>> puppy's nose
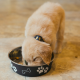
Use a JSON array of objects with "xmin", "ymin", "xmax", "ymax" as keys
[{"xmin": 24, "ymin": 60, "xmax": 28, "ymax": 65}]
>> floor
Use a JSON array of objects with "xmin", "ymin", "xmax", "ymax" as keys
[{"xmin": 0, "ymin": 0, "xmax": 80, "ymax": 80}]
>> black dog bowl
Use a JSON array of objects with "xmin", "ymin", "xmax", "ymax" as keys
[{"xmin": 8, "ymin": 47, "xmax": 54, "ymax": 77}]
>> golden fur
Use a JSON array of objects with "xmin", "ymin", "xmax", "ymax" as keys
[{"xmin": 22, "ymin": 2, "xmax": 65, "ymax": 66}]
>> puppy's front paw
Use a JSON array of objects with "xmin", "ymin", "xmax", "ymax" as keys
[
  {"xmin": 54, "ymin": 47, "xmax": 62, "ymax": 54},
  {"xmin": 53, "ymin": 48, "xmax": 62, "ymax": 58}
]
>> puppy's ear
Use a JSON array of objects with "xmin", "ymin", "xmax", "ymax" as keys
[{"xmin": 39, "ymin": 43, "xmax": 52, "ymax": 65}]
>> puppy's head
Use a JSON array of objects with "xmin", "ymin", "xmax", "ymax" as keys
[{"xmin": 22, "ymin": 37, "xmax": 52, "ymax": 66}]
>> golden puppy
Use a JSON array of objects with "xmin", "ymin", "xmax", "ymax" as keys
[{"xmin": 22, "ymin": 2, "xmax": 65, "ymax": 66}]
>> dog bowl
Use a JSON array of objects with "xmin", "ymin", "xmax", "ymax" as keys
[{"xmin": 8, "ymin": 47, "xmax": 54, "ymax": 77}]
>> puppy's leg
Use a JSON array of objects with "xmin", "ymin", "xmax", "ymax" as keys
[
  {"xmin": 22, "ymin": 58, "xmax": 26, "ymax": 65},
  {"xmin": 22, "ymin": 58, "xmax": 24, "ymax": 65},
  {"xmin": 54, "ymin": 14, "xmax": 65, "ymax": 54}
]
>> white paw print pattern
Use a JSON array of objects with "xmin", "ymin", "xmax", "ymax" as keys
[
  {"xmin": 37, "ymin": 66, "xmax": 48, "ymax": 74},
  {"xmin": 10, "ymin": 61, "xmax": 17, "ymax": 72},
  {"xmin": 44, "ymin": 67, "xmax": 48, "ymax": 73}
]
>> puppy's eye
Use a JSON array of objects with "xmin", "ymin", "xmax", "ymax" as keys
[{"xmin": 33, "ymin": 57, "xmax": 42, "ymax": 62}]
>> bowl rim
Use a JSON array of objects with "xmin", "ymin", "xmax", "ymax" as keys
[{"xmin": 8, "ymin": 47, "xmax": 54, "ymax": 67}]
